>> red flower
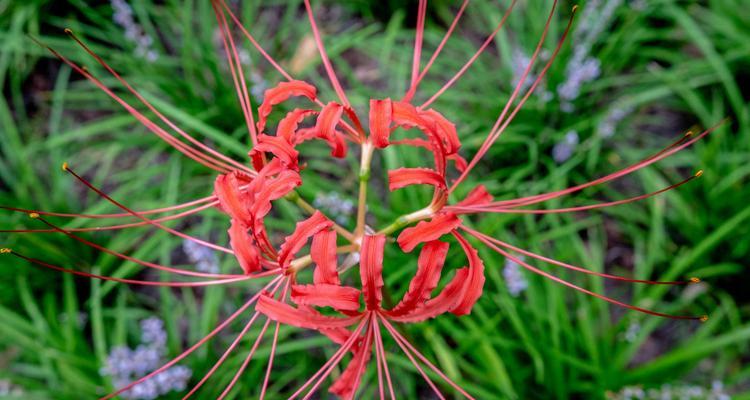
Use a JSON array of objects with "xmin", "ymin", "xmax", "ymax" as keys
[
  {"xmin": 257, "ymin": 234, "xmax": 478, "ymax": 398},
  {"xmin": 2, "ymin": 0, "xmax": 718, "ymax": 398}
]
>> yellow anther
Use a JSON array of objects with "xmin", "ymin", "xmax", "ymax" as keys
[
  {"xmin": 690, "ymin": 277, "xmax": 701, "ymax": 283},
  {"xmin": 685, "ymin": 130, "xmax": 694, "ymax": 137},
  {"xmin": 0, "ymin": 248, "xmax": 11, "ymax": 254},
  {"xmin": 64, "ymin": 28, "xmax": 73, "ymax": 34},
  {"xmin": 29, "ymin": 212, "xmax": 40, "ymax": 219},
  {"xmin": 572, "ymin": 5, "xmax": 578, "ymax": 12},
  {"xmin": 700, "ymin": 315, "xmax": 709, "ymax": 322},
  {"xmin": 695, "ymin": 170, "xmax": 704, "ymax": 177},
  {"xmin": 62, "ymin": 162, "xmax": 69, "ymax": 171}
]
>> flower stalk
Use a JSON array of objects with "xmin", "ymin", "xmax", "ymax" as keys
[
  {"xmin": 355, "ymin": 141, "xmax": 375, "ymax": 242},
  {"xmin": 376, "ymin": 206, "xmax": 434, "ymax": 236}
]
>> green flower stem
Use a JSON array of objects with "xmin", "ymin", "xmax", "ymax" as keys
[
  {"xmin": 355, "ymin": 142, "xmax": 375, "ymax": 242},
  {"xmin": 376, "ymin": 206, "xmax": 434, "ymax": 236}
]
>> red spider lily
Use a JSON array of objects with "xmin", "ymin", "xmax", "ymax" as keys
[
  {"xmin": 256, "ymin": 234, "xmax": 478, "ymax": 399},
  {"xmin": 1, "ymin": 0, "xmax": 718, "ymax": 398}
]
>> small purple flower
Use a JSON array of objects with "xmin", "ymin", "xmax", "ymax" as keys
[
  {"xmin": 313, "ymin": 191, "xmax": 354, "ymax": 225},
  {"xmin": 598, "ymin": 105, "xmax": 634, "ymax": 138},
  {"xmin": 183, "ymin": 240, "xmax": 219, "ymax": 274},
  {"xmin": 557, "ymin": 0, "xmax": 623, "ymax": 111},
  {"xmin": 101, "ymin": 318, "xmax": 191, "ymax": 399},
  {"xmin": 503, "ymin": 256, "xmax": 528, "ymax": 297},
  {"xmin": 552, "ymin": 130, "xmax": 580, "ymax": 164},
  {"xmin": 111, "ymin": 0, "xmax": 158, "ymax": 62}
]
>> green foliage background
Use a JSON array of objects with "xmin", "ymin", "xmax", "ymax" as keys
[{"xmin": 0, "ymin": 0, "xmax": 748, "ymax": 398}]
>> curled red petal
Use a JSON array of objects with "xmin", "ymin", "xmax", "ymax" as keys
[
  {"xmin": 390, "ymin": 137, "xmax": 430, "ymax": 148},
  {"xmin": 397, "ymin": 213, "xmax": 461, "ymax": 252},
  {"xmin": 250, "ymin": 134, "xmax": 299, "ymax": 171},
  {"xmin": 343, "ymin": 105, "xmax": 367, "ymax": 141},
  {"xmin": 391, "ymin": 138, "xmax": 467, "ymax": 173},
  {"xmin": 316, "ymin": 102, "xmax": 344, "ymax": 140},
  {"xmin": 213, "ymin": 171, "xmax": 253, "ymax": 224},
  {"xmin": 298, "ymin": 305, "xmax": 357, "ymax": 348},
  {"xmin": 291, "ymin": 284, "xmax": 361, "ymax": 312},
  {"xmin": 249, "ymin": 150, "xmax": 266, "ymax": 173},
  {"xmin": 388, "ymin": 167, "xmax": 446, "ymax": 191},
  {"xmin": 455, "ymin": 184, "xmax": 493, "ymax": 208},
  {"xmin": 319, "ymin": 326, "xmax": 352, "ymax": 347},
  {"xmin": 451, "ymin": 232, "xmax": 486, "ymax": 316},
  {"xmin": 312, "ymin": 230, "xmax": 339, "ymax": 285},
  {"xmin": 321, "ymin": 129, "xmax": 348, "ymax": 158},
  {"xmin": 249, "ymin": 170, "xmax": 302, "ymax": 255},
  {"xmin": 360, "ymin": 234, "xmax": 385, "ymax": 310},
  {"xmin": 329, "ymin": 342, "xmax": 371, "ymax": 399},
  {"xmin": 293, "ymin": 127, "xmax": 319, "ymax": 144},
  {"xmin": 387, "ymin": 240, "xmax": 448, "ymax": 316},
  {"xmin": 277, "ymin": 211, "xmax": 333, "ymax": 269},
  {"xmin": 228, "ymin": 220, "xmax": 261, "ymax": 274},
  {"xmin": 277, "ymin": 108, "xmax": 317, "ymax": 142},
  {"xmin": 391, "ymin": 101, "xmax": 447, "ymax": 173},
  {"xmin": 391, "ymin": 100, "xmax": 430, "ymax": 132},
  {"xmin": 448, "ymin": 152, "xmax": 468, "ymax": 172},
  {"xmin": 389, "ymin": 268, "xmax": 469, "ymax": 323},
  {"xmin": 257, "ymin": 80, "xmax": 317, "ymax": 134},
  {"xmin": 250, "ymin": 158, "xmax": 285, "ymax": 189},
  {"xmin": 312, "ymin": 102, "xmax": 347, "ymax": 158},
  {"xmin": 249, "ymin": 169, "xmax": 302, "ymax": 222},
  {"xmin": 257, "ymin": 295, "xmax": 359, "ymax": 329},
  {"xmin": 369, "ymin": 98, "xmax": 393, "ymax": 148},
  {"xmin": 420, "ymin": 108, "xmax": 460, "ymax": 155}
]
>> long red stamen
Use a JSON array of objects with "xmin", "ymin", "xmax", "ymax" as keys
[
  {"xmin": 288, "ymin": 317, "xmax": 367, "ymax": 400},
  {"xmin": 259, "ymin": 321, "xmax": 282, "ymax": 400},
  {"xmin": 31, "ymin": 38, "xmax": 234, "ymax": 173},
  {"xmin": 381, "ymin": 316, "xmax": 475, "ymax": 399},
  {"xmin": 450, "ymin": 1, "xmax": 567, "ymax": 192},
  {"xmin": 259, "ymin": 280, "xmax": 291, "ymax": 400},
  {"xmin": 181, "ymin": 277, "xmax": 286, "ymax": 399},
  {"xmin": 64, "ymin": 165, "xmax": 232, "ymax": 254},
  {"xmin": 217, "ymin": 319, "xmax": 270, "ymax": 399},
  {"xmin": 1, "ymin": 194, "xmax": 214, "ymax": 219},
  {"xmin": 7, "ymin": 249, "xmax": 271, "ymax": 286},
  {"xmin": 29, "ymin": 214, "xmax": 239, "ymax": 279},
  {"xmin": 346, "ymin": 315, "xmax": 376, "ymax": 399},
  {"xmin": 217, "ymin": 279, "xmax": 291, "ymax": 400},
  {"xmin": 98, "ymin": 276, "xmax": 281, "ymax": 400},
  {"xmin": 420, "ymin": 0, "xmax": 517, "ymax": 109},
  {"xmin": 212, "ymin": 1, "xmax": 259, "ymax": 146},
  {"xmin": 372, "ymin": 316, "xmax": 385, "ymax": 400},
  {"xmin": 405, "ymin": 0, "xmax": 470, "ymax": 102},
  {"xmin": 303, "ymin": 0, "xmax": 351, "ymax": 107},
  {"xmin": 1, "ymin": 201, "xmax": 217, "ymax": 234},
  {"xmin": 450, "ymin": 171, "xmax": 702, "ymax": 214},
  {"xmin": 378, "ymin": 315, "xmax": 445, "ymax": 400},
  {"xmin": 460, "ymin": 225, "xmax": 697, "ymax": 285},
  {"xmin": 409, "ymin": 0, "xmax": 428, "ymax": 92},
  {"xmin": 217, "ymin": 0, "xmax": 293, "ymax": 81},
  {"xmin": 466, "ymin": 228, "xmax": 706, "ymax": 321},
  {"xmin": 301, "ymin": 317, "xmax": 369, "ymax": 400},
  {"xmin": 183, "ymin": 312, "xmax": 272, "ymax": 398},
  {"xmin": 61, "ymin": 31, "xmax": 253, "ymax": 174},
  {"xmin": 372, "ymin": 314, "xmax": 396, "ymax": 399},
  {"xmin": 484, "ymin": 124, "xmax": 721, "ymax": 209},
  {"xmin": 216, "ymin": 0, "xmax": 363, "ymax": 140}
]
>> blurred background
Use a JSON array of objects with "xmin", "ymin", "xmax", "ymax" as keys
[{"xmin": 1, "ymin": 0, "xmax": 748, "ymax": 398}]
